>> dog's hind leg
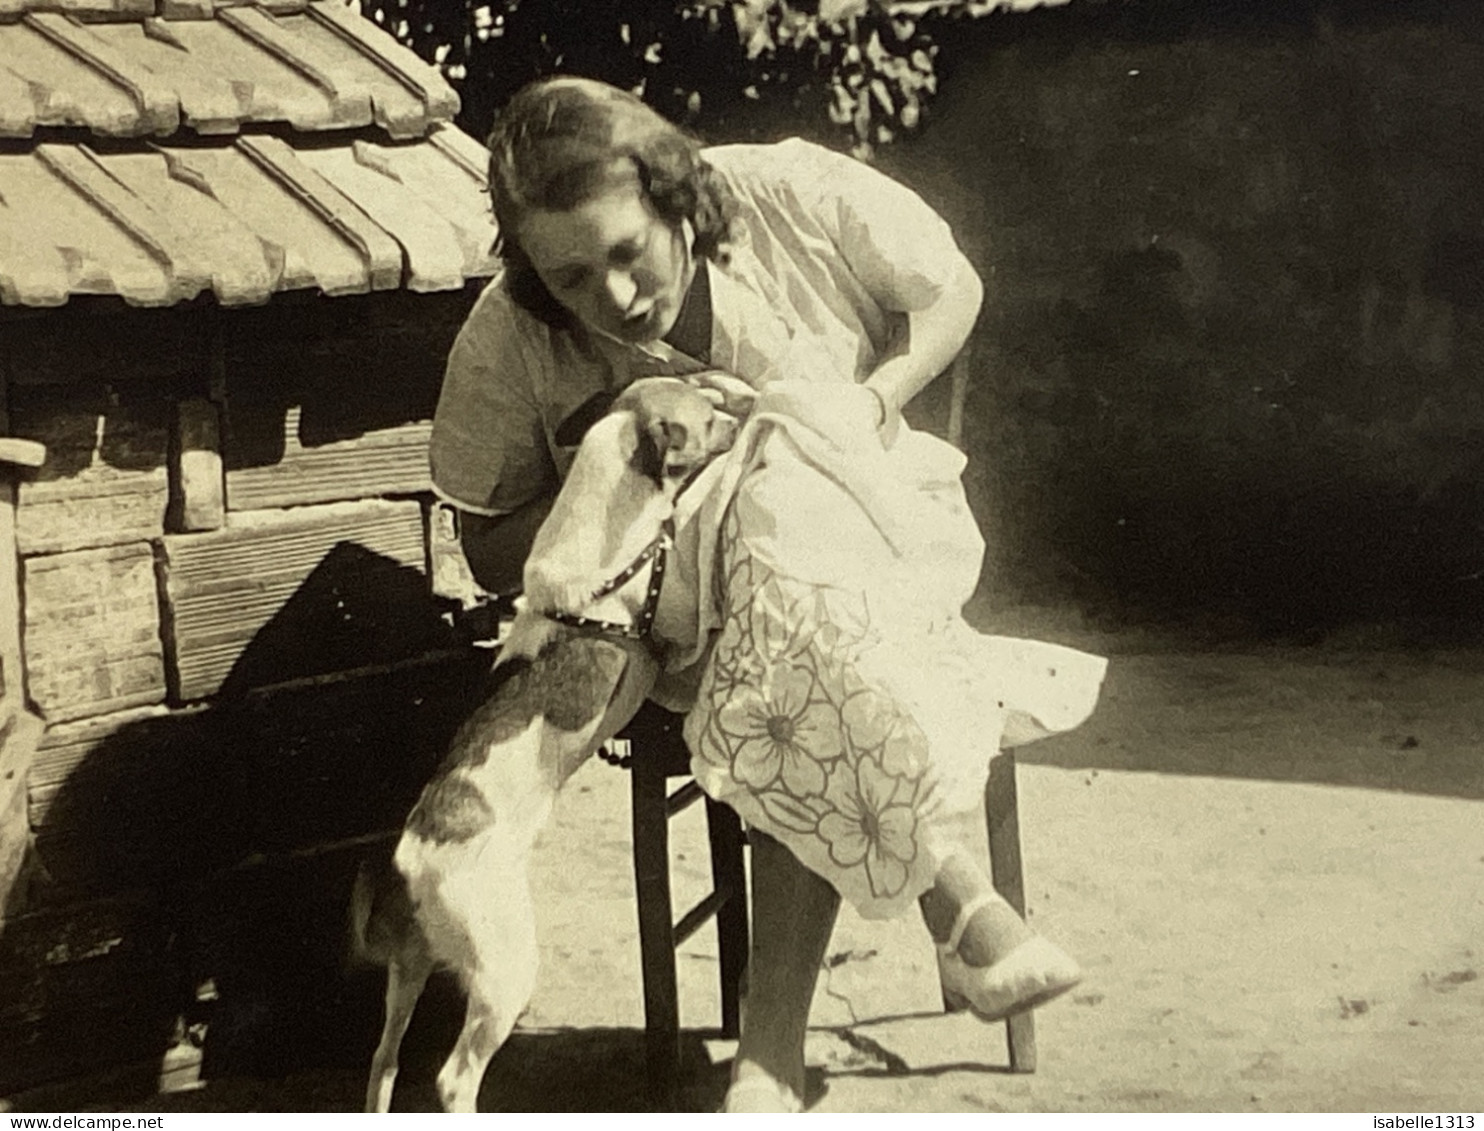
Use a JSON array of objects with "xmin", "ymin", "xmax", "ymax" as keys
[
  {"xmin": 365, "ymin": 954, "xmax": 432, "ymax": 1113},
  {"xmin": 434, "ymin": 984, "xmax": 523, "ymax": 1114},
  {"xmin": 435, "ymin": 895, "xmax": 540, "ymax": 1113}
]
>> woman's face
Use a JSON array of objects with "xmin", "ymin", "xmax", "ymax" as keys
[{"xmin": 518, "ymin": 164, "xmax": 693, "ymax": 344}]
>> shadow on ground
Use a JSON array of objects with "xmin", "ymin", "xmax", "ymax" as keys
[
  {"xmin": 26, "ymin": 1016, "xmax": 740, "ymax": 1114},
  {"xmin": 998, "ymin": 648, "xmax": 1484, "ymax": 802}
]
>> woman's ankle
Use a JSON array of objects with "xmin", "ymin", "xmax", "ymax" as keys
[
  {"xmin": 920, "ymin": 864, "xmax": 1034, "ymax": 967},
  {"xmin": 919, "ymin": 883, "xmax": 961, "ymax": 945}
]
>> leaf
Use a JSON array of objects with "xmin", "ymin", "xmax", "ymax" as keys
[
  {"xmin": 828, "ymin": 85, "xmax": 855, "ymax": 125},
  {"xmin": 819, "ymin": 0, "xmax": 867, "ymax": 23},
  {"xmin": 758, "ymin": 791, "xmax": 823, "ymax": 833}
]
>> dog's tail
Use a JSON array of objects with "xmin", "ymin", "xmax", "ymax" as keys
[
  {"xmin": 347, "ymin": 848, "xmax": 426, "ymax": 973},
  {"xmin": 347, "ymin": 857, "xmax": 390, "ymax": 970}
]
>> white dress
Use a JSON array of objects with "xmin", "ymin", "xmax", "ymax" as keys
[{"xmin": 660, "ymin": 149, "xmax": 1104, "ymax": 918}]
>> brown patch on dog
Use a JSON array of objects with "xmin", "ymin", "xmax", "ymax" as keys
[
  {"xmin": 533, "ymin": 634, "xmax": 631, "ymax": 731},
  {"xmin": 406, "ymin": 773, "xmax": 495, "ymax": 846},
  {"xmin": 432, "ymin": 632, "xmax": 632, "ymax": 780},
  {"xmin": 396, "ymin": 633, "xmax": 632, "ymax": 850}
]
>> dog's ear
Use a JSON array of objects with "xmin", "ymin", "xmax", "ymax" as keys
[
  {"xmin": 657, "ymin": 420, "xmax": 692, "ymax": 472},
  {"xmin": 631, "ymin": 416, "xmax": 663, "ymax": 485},
  {"xmin": 632, "ymin": 417, "xmax": 688, "ymax": 486}
]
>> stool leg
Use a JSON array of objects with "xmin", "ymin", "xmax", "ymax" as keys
[
  {"xmin": 632, "ymin": 757, "xmax": 680, "ymax": 1098},
  {"xmin": 986, "ymin": 750, "xmax": 1037, "ymax": 1073},
  {"xmin": 705, "ymin": 797, "xmax": 749, "ymax": 1039}
]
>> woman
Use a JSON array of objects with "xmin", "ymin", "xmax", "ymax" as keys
[{"xmin": 430, "ymin": 76, "xmax": 1106, "ymax": 1112}]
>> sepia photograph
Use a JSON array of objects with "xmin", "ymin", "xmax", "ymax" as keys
[{"xmin": 0, "ymin": 0, "xmax": 1480, "ymax": 1115}]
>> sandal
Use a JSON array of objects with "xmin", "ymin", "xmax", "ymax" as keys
[{"xmin": 936, "ymin": 893, "xmax": 1082, "ymax": 1023}]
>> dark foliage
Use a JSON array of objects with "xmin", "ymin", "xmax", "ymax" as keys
[{"xmin": 358, "ymin": 0, "xmax": 942, "ymax": 155}]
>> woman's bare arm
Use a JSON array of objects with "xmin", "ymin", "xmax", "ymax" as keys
[
  {"xmin": 458, "ymin": 495, "xmax": 556, "ymax": 597},
  {"xmin": 863, "ymin": 253, "xmax": 984, "ymax": 425}
]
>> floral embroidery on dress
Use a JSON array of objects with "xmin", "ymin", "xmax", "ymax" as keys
[
  {"xmin": 818, "ymin": 755, "xmax": 923, "ymax": 900},
  {"xmin": 690, "ymin": 507, "xmax": 938, "ymax": 906},
  {"xmin": 714, "ymin": 664, "xmax": 837, "ymax": 796}
]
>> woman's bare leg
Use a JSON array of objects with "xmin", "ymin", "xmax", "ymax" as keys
[{"xmin": 728, "ymin": 832, "xmax": 840, "ymax": 1108}]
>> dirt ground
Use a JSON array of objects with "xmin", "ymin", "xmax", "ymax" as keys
[{"xmin": 10, "ymin": 637, "xmax": 1484, "ymax": 1113}]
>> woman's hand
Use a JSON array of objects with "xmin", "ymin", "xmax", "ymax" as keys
[
  {"xmin": 865, "ymin": 384, "xmax": 903, "ymax": 449},
  {"xmin": 689, "ymin": 370, "xmax": 759, "ymax": 419}
]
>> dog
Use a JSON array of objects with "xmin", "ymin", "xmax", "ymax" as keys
[{"xmin": 350, "ymin": 376, "xmax": 739, "ymax": 1113}]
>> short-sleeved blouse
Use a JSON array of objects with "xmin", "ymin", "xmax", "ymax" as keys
[{"xmin": 428, "ymin": 137, "xmax": 969, "ymax": 516}]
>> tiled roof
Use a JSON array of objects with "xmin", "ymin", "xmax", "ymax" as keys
[
  {"xmin": 0, "ymin": 1, "xmax": 498, "ymax": 306},
  {"xmin": 0, "ymin": 1, "xmax": 459, "ymax": 139},
  {"xmin": 0, "ymin": 124, "xmax": 497, "ymax": 305}
]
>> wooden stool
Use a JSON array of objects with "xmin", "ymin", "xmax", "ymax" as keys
[
  {"xmin": 618, "ymin": 704, "xmax": 749, "ymax": 1097},
  {"xmin": 984, "ymin": 750, "xmax": 1037, "ymax": 1073}
]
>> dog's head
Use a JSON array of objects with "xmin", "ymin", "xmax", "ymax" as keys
[
  {"xmin": 612, "ymin": 376, "xmax": 740, "ymax": 490},
  {"xmin": 523, "ymin": 376, "xmax": 741, "ymax": 622}
]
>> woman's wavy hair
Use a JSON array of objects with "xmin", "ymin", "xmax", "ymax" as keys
[{"xmin": 486, "ymin": 77, "xmax": 739, "ymax": 327}]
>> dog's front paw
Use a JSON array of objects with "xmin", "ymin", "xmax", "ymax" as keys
[{"xmin": 523, "ymin": 567, "xmax": 597, "ymax": 623}]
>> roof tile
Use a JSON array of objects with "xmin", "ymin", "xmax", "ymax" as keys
[
  {"xmin": 307, "ymin": 0, "xmax": 458, "ymax": 125},
  {"xmin": 37, "ymin": 141, "xmax": 213, "ymax": 302},
  {"xmin": 0, "ymin": 0, "xmax": 153, "ymax": 21},
  {"xmin": 237, "ymin": 132, "xmax": 405, "ymax": 291},
  {"xmin": 25, "ymin": 12, "xmax": 181, "ymax": 133}
]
